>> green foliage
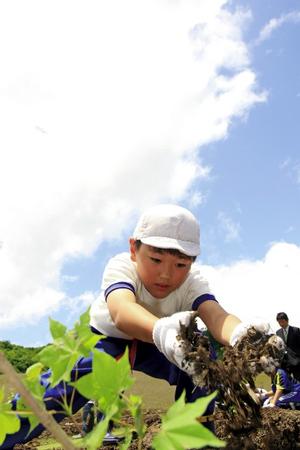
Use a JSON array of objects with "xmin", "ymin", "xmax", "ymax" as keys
[
  {"xmin": 152, "ymin": 392, "xmax": 225, "ymax": 450},
  {"xmin": 127, "ymin": 394, "xmax": 145, "ymax": 441},
  {"xmin": 0, "ymin": 309, "xmax": 226, "ymax": 450},
  {"xmin": 0, "ymin": 387, "xmax": 20, "ymax": 444},
  {"xmin": 38, "ymin": 310, "xmax": 100, "ymax": 386},
  {"xmin": 19, "ymin": 363, "xmax": 47, "ymax": 433},
  {"xmin": 0, "ymin": 340, "xmax": 44, "ymax": 373},
  {"xmin": 79, "ymin": 405, "xmax": 117, "ymax": 450},
  {"xmin": 72, "ymin": 348, "xmax": 134, "ymax": 410}
]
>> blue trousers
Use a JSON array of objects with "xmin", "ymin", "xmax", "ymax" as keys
[{"xmin": 0, "ymin": 335, "xmax": 214, "ymax": 449}]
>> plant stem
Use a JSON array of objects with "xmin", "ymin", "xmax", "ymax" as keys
[{"xmin": 0, "ymin": 351, "xmax": 76, "ymax": 450}]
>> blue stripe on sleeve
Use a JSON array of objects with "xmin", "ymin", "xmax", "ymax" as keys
[
  {"xmin": 104, "ymin": 282, "xmax": 135, "ymax": 301},
  {"xmin": 192, "ymin": 294, "xmax": 218, "ymax": 310}
]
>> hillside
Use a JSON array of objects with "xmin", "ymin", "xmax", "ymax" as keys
[{"xmin": 0, "ymin": 340, "xmax": 45, "ymax": 373}]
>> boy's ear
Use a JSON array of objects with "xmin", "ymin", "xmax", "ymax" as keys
[{"xmin": 129, "ymin": 238, "xmax": 137, "ymax": 261}]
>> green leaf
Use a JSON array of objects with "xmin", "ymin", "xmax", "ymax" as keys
[
  {"xmin": 152, "ymin": 392, "xmax": 225, "ymax": 450},
  {"xmin": 0, "ymin": 388, "xmax": 21, "ymax": 446},
  {"xmin": 24, "ymin": 363, "xmax": 45, "ymax": 399},
  {"xmin": 72, "ymin": 349, "xmax": 134, "ymax": 413},
  {"xmin": 15, "ymin": 363, "xmax": 46, "ymax": 434},
  {"xmin": 49, "ymin": 318, "xmax": 67, "ymax": 340},
  {"xmin": 0, "ymin": 387, "xmax": 4, "ymax": 403},
  {"xmin": 26, "ymin": 362, "xmax": 44, "ymax": 380},
  {"xmin": 38, "ymin": 344, "xmax": 79, "ymax": 386},
  {"xmin": 74, "ymin": 309, "xmax": 102, "ymax": 355},
  {"xmin": 118, "ymin": 430, "xmax": 133, "ymax": 450},
  {"xmin": 128, "ymin": 394, "xmax": 145, "ymax": 439},
  {"xmin": 15, "ymin": 396, "xmax": 40, "ymax": 436},
  {"xmin": 39, "ymin": 311, "xmax": 103, "ymax": 386}
]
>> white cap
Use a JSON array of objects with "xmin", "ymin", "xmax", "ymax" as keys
[{"xmin": 133, "ymin": 204, "xmax": 200, "ymax": 256}]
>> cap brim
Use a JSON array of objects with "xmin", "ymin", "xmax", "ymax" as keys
[{"xmin": 140, "ymin": 236, "xmax": 200, "ymax": 257}]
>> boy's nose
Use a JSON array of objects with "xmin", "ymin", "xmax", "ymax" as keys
[{"xmin": 159, "ymin": 264, "xmax": 172, "ymax": 280}]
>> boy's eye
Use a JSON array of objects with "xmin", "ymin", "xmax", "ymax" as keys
[
  {"xmin": 176, "ymin": 263, "xmax": 187, "ymax": 268},
  {"xmin": 150, "ymin": 257, "xmax": 161, "ymax": 264}
]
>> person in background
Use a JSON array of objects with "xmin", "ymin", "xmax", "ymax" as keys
[
  {"xmin": 82, "ymin": 400, "xmax": 96, "ymax": 435},
  {"xmin": 276, "ymin": 312, "xmax": 300, "ymax": 380},
  {"xmin": 79, "ymin": 401, "xmax": 118, "ymax": 444},
  {"xmin": 262, "ymin": 366, "xmax": 300, "ymax": 409},
  {"xmin": 73, "ymin": 400, "xmax": 96, "ymax": 439}
]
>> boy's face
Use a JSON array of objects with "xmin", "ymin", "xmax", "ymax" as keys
[{"xmin": 129, "ymin": 239, "xmax": 192, "ymax": 299}]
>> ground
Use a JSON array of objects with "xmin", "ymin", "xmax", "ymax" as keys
[
  {"xmin": 13, "ymin": 320, "xmax": 300, "ymax": 449},
  {"xmin": 215, "ymin": 407, "xmax": 300, "ymax": 449},
  {"xmin": 13, "ymin": 407, "xmax": 300, "ymax": 449}
]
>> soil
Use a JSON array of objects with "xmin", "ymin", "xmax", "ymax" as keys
[
  {"xmin": 14, "ymin": 317, "xmax": 300, "ymax": 449},
  {"xmin": 13, "ymin": 407, "xmax": 300, "ymax": 450}
]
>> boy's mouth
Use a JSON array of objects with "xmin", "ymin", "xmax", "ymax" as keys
[{"xmin": 155, "ymin": 283, "xmax": 170, "ymax": 290}]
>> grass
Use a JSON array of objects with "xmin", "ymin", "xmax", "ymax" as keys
[
  {"xmin": 255, "ymin": 372, "xmax": 271, "ymax": 391},
  {"xmin": 130, "ymin": 371, "xmax": 175, "ymax": 409},
  {"xmin": 0, "ymin": 370, "xmax": 271, "ymax": 410},
  {"xmin": 129, "ymin": 372, "xmax": 272, "ymax": 408}
]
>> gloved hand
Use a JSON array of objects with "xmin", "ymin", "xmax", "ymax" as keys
[
  {"xmin": 255, "ymin": 388, "xmax": 268, "ymax": 402},
  {"xmin": 229, "ymin": 319, "xmax": 271, "ymax": 346},
  {"xmin": 152, "ymin": 311, "xmax": 194, "ymax": 371},
  {"xmin": 263, "ymin": 401, "xmax": 275, "ymax": 408}
]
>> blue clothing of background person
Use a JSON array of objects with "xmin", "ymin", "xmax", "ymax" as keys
[{"xmin": 263, "ymin": 368, "xmax": 300, "ymax": 409}]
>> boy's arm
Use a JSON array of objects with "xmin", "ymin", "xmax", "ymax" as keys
[
  {"xmin": 107, "ymin": 289, "xmax": 158, "ymax": 343},
  {"xmin": 265, "ymin": 390, "xmax": 274, "ymax": 397},
  {"xmin": 197, "ymin": 300, "xmax": 241, "ymax": 345},
  {"xmin": 270, "ymin": 388, "xmax": 283, "ymax": 406},
  {"xmin": 107, "ymin": 289, "xmax": 193, "ymax": 370},
  {"xmin": 107, "ymin": 289, "xmax": 240, "ymax": 345}
]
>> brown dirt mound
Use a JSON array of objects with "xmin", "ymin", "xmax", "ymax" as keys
[{"xmin": 14, "ymin": 407, "xmax": 300, "ymax": 449}]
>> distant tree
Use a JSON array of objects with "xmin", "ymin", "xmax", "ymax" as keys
[{"xmin": 0, "ymin": 341, "xmax": 45, "ymax": 372}]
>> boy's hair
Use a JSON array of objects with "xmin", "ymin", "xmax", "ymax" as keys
[
  {"xmin": 134, "ymin": 239, "xmax": 196, "ymax": 262},
  {"xmin": 133, "ymin": 204, "xmax": 200, "ymax": 257},
  {"xmin": 276, "ymin": 312, "xmax": 289, "ymax": 321}
]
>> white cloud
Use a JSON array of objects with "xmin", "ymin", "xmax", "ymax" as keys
[
  {"xmin": 201, "ymin": 242, "xmax": 300, "ymax": 332},
  {"xmin": 0, "ymin": 0, "xmax": 265, "ymax": 328},
  {"xmin": 256, "ymin": 11, "xmax": 300, "ymax": 44},
  {"xmin": 62, "ymin": 291, "xmax": 98, "ymax": 327},
  {"xmin": 285, "ymin": 226, "xmax": 295, "ymax": 234},
  {"xmin": 279, "ymin": 157, "xmax": 291, "ymax": 170},
  {"xmin": 217, "ymin": 211, "xmax": 241, "ymax": 242},
  {"xmin": 296, "ymin": 165, "xmax": 300, "ymax": 184},
  {"xmin": 62, "ymin": 275, "xmax": 78, "ymax": 283},
  {"xmin": 279, "ymin": 157, "xmax": 300, "ymax": 184}
]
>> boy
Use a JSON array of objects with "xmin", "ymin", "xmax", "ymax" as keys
[
  {"xmin": 262, "ymin": 366, "xmax": 300, "ymax": 409},
  {"xmin": 90, "ymin": 203, "xmax": 242, "ymax": 372},
  {"xmin": 0, "ymin": 204, "xmax": 252, "ymax": 449}
]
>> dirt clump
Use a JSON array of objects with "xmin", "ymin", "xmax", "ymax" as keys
[
  {"xmin": 215, "ymin": 407, "xmax": 300, "ymax": 449},
  {"xmin": 179, "ymin": 313, "xmax": 300, "ymax": 449}
]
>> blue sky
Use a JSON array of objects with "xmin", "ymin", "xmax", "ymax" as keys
[{"xmin": 0, "ymin": 0, "xmax": 300, "ymax": 346}]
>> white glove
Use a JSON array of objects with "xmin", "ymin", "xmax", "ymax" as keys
[
  {"xmin": 152, "ymin": 311, "xmax": 194, "ymax": 370},
  {"xmin": 255, "ymin": 388, "xmax": 268, "ymax": 402},
  {"xmin": 263, "ymin": 401, "xmax": 275, "ymax": 408},
  {"xmin": 229, "ymin": 318, "xmax": 270, "ymax": 346}
]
